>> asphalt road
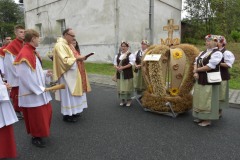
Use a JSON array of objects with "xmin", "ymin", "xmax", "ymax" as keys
[{"xmin": 9, "ymin": 84, "xmax": 240, "ymax": 160}]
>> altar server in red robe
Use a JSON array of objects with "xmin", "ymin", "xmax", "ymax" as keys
[
  {"xmin": 3, "ymin": 25, "xmax": 25, "ymax": 119},
  {"xmin": 0, "ymin": 76, "xmax": 18, "ymax": 158},
  {"xmin": 14, "ymin": 29, "xmax": 52, "ymax": 148}
]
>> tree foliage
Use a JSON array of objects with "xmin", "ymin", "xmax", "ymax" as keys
[
  {"xmin": 0, "ymin": 0, "xmax": 24, "ymax": 41},
  {"xmin": 182, "ymin": 0, "xmax": 240, "ymax": 43}
]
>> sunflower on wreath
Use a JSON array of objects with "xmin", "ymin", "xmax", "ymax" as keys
[
  {"xmin": 169, "ymin": 88, "xmax": 179, "ymax": 96},
  {"xmin": 173, "ymin": 49, "xmax": 183, "ymax": 59}
]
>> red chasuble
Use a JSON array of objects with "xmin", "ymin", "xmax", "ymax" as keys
[
  {"xmin": 3, "ymin": 38, "xmax": 24, "ymax": 56},
  {"xmin": 0, "ymin": 45, "xmax": 7, "ymax": 57},
  {"xmin": 14, "ymin": 43, "xmax": 37, "ymax": 70}
]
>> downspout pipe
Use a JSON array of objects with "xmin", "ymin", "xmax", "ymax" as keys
[
  {"xmin": 114, "ymin": 0, "xmax": 119, "ymax": 55},
  {"xmin": 149, "ymin": 0, "xmax": 154, "ymax": 44}
]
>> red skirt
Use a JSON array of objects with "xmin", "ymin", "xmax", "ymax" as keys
[
  {"xmin": 0, "ymin": 125, "xmax": 17, "ymax": 158},
  {"xmin": 22, "ymin": 103, "xmax": 52, "ymax": 137},
  {"xmin": 10, "ymin": 87, "xmax": 22, "ymax": 112}
]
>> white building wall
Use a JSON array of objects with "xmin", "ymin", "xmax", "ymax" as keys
[
  {"xmin": 154, "ymin": 0, "xmax": 182, "ymax": 43},
  {"xmin": 23, "ymin": 0, "xmax": 182, "ymax": 63},
  {"xmin": 117, "ymin": 0, "xmax": 149, "ymax": 54}
]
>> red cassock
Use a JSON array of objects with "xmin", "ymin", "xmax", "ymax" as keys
[
  {"xmin": 3, "ymin": 39, "xmax": 24, "ymax": 112},
  {"xmin": 0, "ymin": 45, "xmax": 7, "ymax": 57},
  {"xmin": 10, "ymin": 87, "xmax": 21, "ymax": 112},
  {"xmin": 0, "ymin": 125, "xmax": 17, "ymax": 158},
  {"xmin": 22, "ymin": 102, "xmax": 52, "ymax": 137}
]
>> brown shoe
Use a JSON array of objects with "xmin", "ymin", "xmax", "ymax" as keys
[
  {"xmin": 198, "ymin": 121, "xmax": 211, "ymax": 127},
  {"xmin": 193, "ymin": 119, "xmax": 202, "ymax": 123},
  {"xmin": 120, "ymin": 100, "xmax": 125, "ymax": 106},
  {"xmin": 126, "ymin": 100, "xmax": 132, "ymax": 107}
]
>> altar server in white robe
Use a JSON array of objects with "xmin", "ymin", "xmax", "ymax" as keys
[
  {"xmin": 0, "ymin": 76, "xmax": 18, "ymax": 158},
  {"xmin": 3, "ymin": 25, "xmax": 25, "ymax": 118},
  {"xmin": 0, "ymin": 36, "xmax": 12, "ymax": 76},
  {"xmin": 14, "ymin": 29, "xmax": 52, "ymax": 148}
]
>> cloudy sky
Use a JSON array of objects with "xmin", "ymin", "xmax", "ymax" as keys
[{"xmin": 182, "ymin": 0, "xmax": 187, "ymax": 19}]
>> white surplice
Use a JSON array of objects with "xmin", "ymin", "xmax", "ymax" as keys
[
  {"xmin": 59, "ymin": 62, "xmax": 88, "ymax": 116},
  {"xmin": 113, "ymin": 51, "xmax": 136, "ymax": 66},
  {"xmin": 220, "ymin": 48, "xmax": 235, "ymax": 68},
  {"xmin": 15, "ymin": 57, "xmax": 52, "ymax": 107},
  {"xmin": 3, "ymin": 53, "xmax": 19, "ymax": 87},
  {"xmin": 194, "ymin": 48, "xmax": 223, "ymax": 69},
  {"xmin": 0, "ymin": 78, "xmax": 18, "ymax": 128},
  {"xmin": 0, "ymin": 57, "xmax": 4, "ymax": 74}
]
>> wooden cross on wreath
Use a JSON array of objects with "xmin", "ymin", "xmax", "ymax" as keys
[
  {"xmin": 161, "ymin": 19, "xmax": 180, "ymax": 46},
  {"xmin": 163, "ymin": 19, "xmax": 179, "ymax": 40}
]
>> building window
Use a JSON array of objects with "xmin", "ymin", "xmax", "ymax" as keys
[
  {"xmin": 57, "ymin": 19, "xmax": 66, "ymax": 34},
  {"xmin": 35, "ymin": 23, "xmax": 43, "ymax": 37}
]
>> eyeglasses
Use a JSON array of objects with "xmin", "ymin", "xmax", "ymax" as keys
[{"xmin": 67, "ymin": 33, "xmax": 75, "ymax": 38}]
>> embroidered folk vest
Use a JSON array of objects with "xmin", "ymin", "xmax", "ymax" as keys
[
  {"xmin": 116, "ymin": 52, "xmax": 133, "ymax": 79},
  {"xmin": 220, "ymin": 48, "xmax": 230, "ymax": 81},
  {"xmin": 134, "ymin": 50, "xmax": 142, "ymax": 73},
  {"xmin": 197, "ymin": 49, "xmax": 221, "ymax": 85}
]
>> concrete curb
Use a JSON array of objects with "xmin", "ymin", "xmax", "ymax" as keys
[{"xmin": 88, "ymin": 74, "xmax": 240, "ymax": 106}]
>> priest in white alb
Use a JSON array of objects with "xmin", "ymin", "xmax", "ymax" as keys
[{"xmin": 52, "ymin": 28, "xmax": 91, "ymax": 122}]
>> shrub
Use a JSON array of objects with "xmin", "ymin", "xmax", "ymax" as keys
[{"xmin": 230, "ymin": 30, "xmax": 240, "ymax": 42}]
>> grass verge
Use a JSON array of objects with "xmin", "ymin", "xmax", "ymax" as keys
[{"xmin": 42, "ymin": 42, "xmax": 240, "ymax": 89}]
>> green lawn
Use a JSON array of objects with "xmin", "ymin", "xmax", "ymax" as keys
[
  {"xmin": 42, "ymin": 42, "xmax": 240, "ymax": 89},
  {"xmin": 84, "ymin": 62, "xmax": 115, "ymax": 76},
  {"xmin": 42, "ymin": 60, "xmax": 115, "ymax": 76}
]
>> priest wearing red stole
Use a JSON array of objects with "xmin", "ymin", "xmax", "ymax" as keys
[
  {"xmin": 0, "ymin": 36, "xmax": 12, "ymax": 76},
  {"xmin": 52, "ymin": 28, "xmax": 91, "ymax": 122},
  {"xmin": 0, "ymin": 76, "xmax": 18, "ymax": 158},
  {"xmin": 3, "ymin": 25, "xmax": 25, "ymax": 119},
  {"xmin": 14, "ymin": 29, "xmax": 53, "ymax": 148}
]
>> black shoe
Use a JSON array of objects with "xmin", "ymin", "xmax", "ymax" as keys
[
  {"xmin": 73, "ymin": 113, "xmax": 81, "ymax": 118},
  {"xmin": 69, "ymin": 116, "xmax": 78, "ymax": 122},
  {"xmin": 63, "ymin": 115, "xmax": 77, "ymax": 123},
  {"xmin": 63, "ymin": 115, "xmax": 70, "ymax": 122},
  {"xmin": 32, "ymin": 137, "xmax": 46, "ymax": 148},
  {"xmin": 16, "ymin": 111, "xmax": 24, "ymax": 120}
]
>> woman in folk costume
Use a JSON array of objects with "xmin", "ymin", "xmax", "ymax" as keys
[
  {"xmin": 14, "ymin": 29, "xmax": 53, "ymax": 148},
  {"xmin": 0, "ymin": 76, "xmax": 18, "ymax": 158},
  {"xmin": 114, "ymin": 41, "xmax": 136, "ymax": 106},
  {"xmin": 217, "ymin": 36, "xmax": 235, "ymax": 117},
  {"xmin": 192, "ymin": 34, "xmax": 223, "ymax": 127},
  {"xmin": 52, "ymin": 28, "xmax": 91, "ymax": 123},
  {"xmin": 134, "ymin": 40, "xmax": 150, "ymax": 96}
]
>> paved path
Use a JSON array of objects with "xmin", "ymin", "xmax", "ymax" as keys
[
  {"xmin": 11, "ymin": 84, "xmax": 240, "ymax": 160},
  {"xmin": 229, "ymin": 89, "xmax": 240, "ymax": 105},
  {"xmin": 88, "ymin": 74, "xmax": 240, "ymax": 106},
  {"xmin": 8, "ymin": 74, "xmax": 240, "ymax": 160}
]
